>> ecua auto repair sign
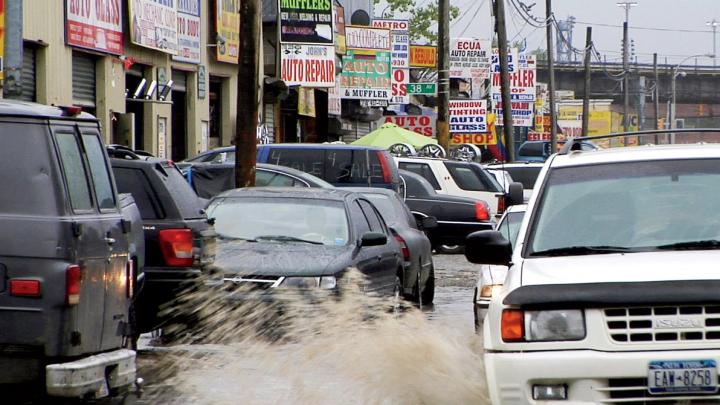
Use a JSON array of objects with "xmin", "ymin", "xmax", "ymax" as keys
[
  {"xmin": 280, "ymin": 43, "xmax": 335, "ymax": 87},
  {"xmin": 377, "ymin": 115, "xmax": 436, "ymax": 137},
  {"xmin": 449, "ymin": 100, "xmax": 487, "ymax": 133}
]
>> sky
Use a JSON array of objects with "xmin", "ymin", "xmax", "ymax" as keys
[{"xmin": 382, "ymin": 0, "xmax": 720, "ymax": 66}]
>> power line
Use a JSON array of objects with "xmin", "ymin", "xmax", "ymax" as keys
[
  {"xmin": 450, "ymin": 0, "xmax": 482, "ymax": 28},
  {"xmin": 459, "ymin": 0, "xmax": 488, "ymax": 36},
  {"xmin": 572, "ymin": 20, "xmax": 713, "ymax": 34}
]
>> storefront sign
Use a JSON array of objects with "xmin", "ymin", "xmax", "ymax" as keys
[
  {"xmin": 129, "ymin": 0, "xmax": 178, "ymax": 54},
  {"xmin": 391, "ymin": 33, "xmax": 409, "ymax": 68},
  {"xmin": 216, "ymin": 0, "xmax": 240, "ymax": 63},
  {"xmin": 449, "ymin": 38, "xmax": 491, "ymax": 80},
  {"xmin": 494, "ymin": 101, "xmax": 535, "ymax": 127},
  {"xmin": 280, "ymin": 43, "xmax": 335, "ymax": 87},
  {"xmin": 491, "ymin": 54, "xmax": 536, "ymax": 109},
  {"xmin": 345, "ymin": 26, "xmax": 391, "ymax": 52},
  {"xmin": 527, "ymin": 131, "xmax": 551, "ymax": 141},
  {"xmin": 371, "ymin": 19, "xmax": 409, "ymax": 32},
  {"xmin": 298, "ymin": 87, "xmax": 316, "ymax": 117},
  {"xmin": 409, "ymin": 45, "xmax": 436, "ymax": 68},
  {"xmin": 66, "ymin": 0, "xmax": 123, "ymax": 55},
  {"xmin": 279, "ymin": 0, "xmax": 333, "ymax": 45},
  {"xmin": 449, "ymin": 100, "xmax": 487, "ymax": 133},
  {"xmin": 377, "ymin": 115, "xmax": 435, "ymax": 137},
  {"xmin": 390, "ymin": 68, "xmax": 409, "ymax": 104},
  {"xmin": 333, "ymin": 4, "xmax": 346, "ymax": 54},
  {"xmin": 407, "ymin": 83, "xmax": 436, "ymax": 95},
  {"xmin": 450, "ymin": 133, "xmax": 497, "ymax": 145},
  {"xmin": 340, "ymin": 51, "xmax": 391, "ymax": 100},
  {"xmin": 173, "ymin": 0, "xmax": 201, "ymax": 63},
  {"xmin": 328, "ymin": 74, "xmax": 342, "ymax": 115}
]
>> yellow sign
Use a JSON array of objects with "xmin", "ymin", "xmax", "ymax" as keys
[
  {"xmin": 216, "ymin": 0, "xmax": 240, "ymax": 64},
  {"xmin": 298, "ymin": 88, "xmax": 316, "ymax": 117},
  {"xmin": 409, "ymin": 45, "xmax": 437, "ymax": 68},
  {"xmin": 557, "ymin": 105, "xmax": 582, "ymax": 120},
  {"xmin": 450, "ymin": 113, "xmax": 498, "ymax": 145}
]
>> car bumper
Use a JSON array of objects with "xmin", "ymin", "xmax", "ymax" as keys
[
  {"xmin": 431, "ymin": 221, "xmax": 493, "ymax": 246},
  {"xmin": 46, "ymin": 349, "xmax": 136, "ymax": 398},
  {"xmin": 485, "ymin": 349, "xmax": 720, "ymax": 404}
]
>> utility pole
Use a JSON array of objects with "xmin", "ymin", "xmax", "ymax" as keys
[
  {"xmin": 707, "ymin": 19, "xmax": 718, "ymax": 67},
  {"xmin": 581, "ymin": 27, "xmax": 592, "ymax": 137},
  {"xmin": 235, "ymin": 0, "xmax": 261, "ymax": 187},
  {"xmin": 437, "ymin": 0, "xmax": 450, "ymax": 153},
  {"xmin": 546, "ymin": 0, "xmax": 557, "ymax": 151},
  {"xmin": 3, "ymin": 0, "xmax": 22, "ymax": 98},
  {"xmin": 653, "ymin": 52, "xmax": 660, "ymax": 143},
  {"xmin": 622, "ymin": 21, "xmax": 630, "ymax": 135},
  {"xmin": 495, "ymin": 0, "xmax": 514, "ymax": 161}
]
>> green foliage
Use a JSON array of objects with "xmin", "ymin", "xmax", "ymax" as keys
[{"xmin": 373, "ymin": 0, "xmax": 460, "ymax": 45}]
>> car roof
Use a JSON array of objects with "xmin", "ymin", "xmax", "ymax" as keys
[
  {"xmin": 550, "ymin": 143, "xmax": 720, "ymax": 168},
  {"xmin": 214, "ymin": 187, "xmax": 356, "ymax": 201},
  {"xmin": 0, "ymin": 100, "xmax": 97, "ymax": 120},
  {"xmin": 259, "ymin": 143, "xmax": 386, "ymax": 151},
  {"xmin": 342, "ymin": 187, "xmax": 399, "ymax": 197},
  {"xmin": 487, "ymin": 162, "xmax": 545, "ymax": 168}
]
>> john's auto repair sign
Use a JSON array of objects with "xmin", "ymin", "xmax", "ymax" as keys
[
  {"xmin": 450, "ymin": 100, "xmax": 487, "ymax": 133},
  {"xmin": 377, "ymin": 115, "xmax": 436, "ymax": 137},
  {"xmin": 281, "ymin": 43, "xmax": 335, "ymax": 87},
  {"xmin": 66, "ymin": 0, "xmax": 123, "ymax": 55}
]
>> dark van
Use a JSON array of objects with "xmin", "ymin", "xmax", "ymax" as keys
[
  {"xmin": 0, "ymin": 101, "xmax": 136, "ymax": 399},
  {"xmin": 257, "ymin": 144, "xmax": 401, "ymax": 191}
]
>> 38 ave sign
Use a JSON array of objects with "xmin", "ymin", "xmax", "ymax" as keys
[{"xmin": 407, "ymin": 83, "xmax": 436, "ymax": 95}]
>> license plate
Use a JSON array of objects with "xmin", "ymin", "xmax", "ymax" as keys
[{"xmin": 648, "ymin": 360, "xmax": 718, "ymax": 394}]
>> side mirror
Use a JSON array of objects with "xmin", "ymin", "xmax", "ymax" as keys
[
  {"xmin": 360, "ymin": 232, "xmax": 387, "ymax": 247},
  {"xmin": 506, "ymin": 182, "xmax": 524, "ymax": 206},
  {"xmin": 418, "ymin": 216, "xmax": 438, "ymax": 230},
  {"xmin": 464, "ymin": 230, "xmax": 512, "ymax": 266}
]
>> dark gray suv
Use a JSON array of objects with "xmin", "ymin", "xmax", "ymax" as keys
[{"xmin": 0, "ymin": 101, "xmax": 136, "ymax": 399}]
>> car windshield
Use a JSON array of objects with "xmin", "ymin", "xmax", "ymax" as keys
[
  {"xmin": 503, "ymin": 166, "xmax": 542, "ymax": 189},
  {"xmin": 527, "ymin": 159, "xmax": 720, "ymax": 256},
  {"xmin": 497, "ymin": 211, "xmax": 525, "ymax": 250},
  {"xmin": 207, "ymin": 197, "xmax": 350, "ymax": 246}
]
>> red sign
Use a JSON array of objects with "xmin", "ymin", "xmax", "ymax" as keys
[
  {"xmin": 378, "ymin": 115, "xmax": 435, "ymax": 137},
  {"xmin": 527, "ymin": 132, "xmax": 551, "ymax": 141},
  {"xmin": 65, "ymin": 0, "xmax": 123, "ymax": 55},
  {"xmin": 450, "ymin": 133, "xmax": 497, "ymax": 145}
]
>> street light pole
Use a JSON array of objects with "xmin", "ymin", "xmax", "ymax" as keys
[
  {"xmin": 707, "ymin": 19, "xmax": 718, "ymax": 67},
  {"xmin": 670, "ymin": 53, "xmax": 714, "ymax": 142},
  {"xmin": 617, "ymin": 2, "xmax": 636, "ymax": 138}
]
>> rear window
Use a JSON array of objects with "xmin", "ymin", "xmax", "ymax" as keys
[
  {"xmin": 444, "ymin": 162, "xmax": 503, "ymax": 192},
  {"xmin": 504, "ymin": 166, "xmax": 542, "ymax": 189},
  {"xmin": 160, "ymin": 164, "xmax": 206, "ymax": 219},
  {"xmin": 398, "ymin": 162, "xmax": 441, "ymax": 190},
  {"xmin": 266, "ymin": 148, "xmax": 390, "ymax": 185},
  {"xmin": 113, "ymin": 167, "xmax": 164, "ymax": 219}
]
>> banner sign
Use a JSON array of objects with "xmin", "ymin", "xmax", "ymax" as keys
[
  {"xmin": 279, "ymin": 0, "xmax": 333, "ymax": 45},
  {"xmin": 371, "ymin": 19, "xmax": 409, "ymax": 32},
  {"xmin": 494, "ymin": 101, "xmax": 535, "ymax": 127},
  {"xmin": 340, "ymin": 51, "xmax": 391, "ymax": 100},
  {"xmin": 491, "ymin": 47, "xmax": 519, "ymax": 73},
  {"xmin": 129, "ymin": 0, "xmax": 178, "ymax": 54},
  {"xmin": 333, "ymin": 4, "xmax": 346, "ymax": 54},
  {"xmin": 378, "ymin": 115, "xmax": 436, "ymax": 137},
  {"xmin": 450, "ymin": 100, "xmax": 487, "ymax": 133},
  {"xmin": 390, "ymin": 68, "xmax": 409, "ymax": 104},
  {"xmin": 66, "ymin": 0, "xmax": 124, "ymax": 55},
  {"xmin": 409, "ymin": 45, "xmax": 436, "ymax": 68},
  {"xmin": 173, "ymin": 0, "xmax": 200, "ymax": 63},
  {"xmin": 407, "ymin": 82, "xmax": 436, "ymax": 95},
  {"xmin": 280, "ymin": 43, "xmax": 335, "ymax": 87},
  {"xmin": 216, "ymin": 0, "xmax": 240, "ymax": 63},
  {"xmin": 449, "ymin": 38, "xmax": 491, "ymax": 80},
  {"xmin": 345, "ymin": 26, "xmax": 391, "ymax": 52}
]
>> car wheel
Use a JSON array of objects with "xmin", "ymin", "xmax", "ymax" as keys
[
  {"xmin": 420, "ymin": 267, "xmax": 435, "ymax": 305},
  {"xmin": 437, "ymin": 245, "xmax": 465, "ymax": 254}
]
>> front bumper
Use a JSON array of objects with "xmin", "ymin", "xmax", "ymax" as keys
[
  {"xmin": 485, "ymin": 349, "xmax": 720, "ymax": 404},
  {"xmin": 46, "ymin": 349, "xmax": 136, "ymax": 398}
]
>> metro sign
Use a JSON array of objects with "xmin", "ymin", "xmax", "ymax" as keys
[{"xmin": 371, "ymin": 19, "xmax": 409, "ymax": 32}]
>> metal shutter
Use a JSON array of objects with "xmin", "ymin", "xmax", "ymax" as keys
[
  {"xmin": 72, "ymin": 53, "xmax": 96, "ymax": 107},
  {"xmin": 172, "ymin": 70, "xmax": 187, "ymax": 92},
  {"xmin": 263, "ymin": 103, "xmax": 275, "ymax": 143},
  {"xmin": 18, "ymin": 46, "xmax": 35, "ymax": 102}
]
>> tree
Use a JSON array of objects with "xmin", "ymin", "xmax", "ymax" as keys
[{"xmin": 374, "ymin": 0, "xmax": 460, "ymax": 44}]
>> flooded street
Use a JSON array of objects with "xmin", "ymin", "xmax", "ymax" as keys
[{"xmin": 131, "ymin": 254, "xmax": 485, "ymax": 405}]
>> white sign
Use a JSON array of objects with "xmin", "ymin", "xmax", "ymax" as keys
[
  {"xmin": 280, "ymin": 44, "xmax": 336, "ymax": 87},
  {"xmin": 390, "ymin": 68, "xmax": 409, "ymax": 104},
  {"xmin": 173, "ymin": 0, "xmax": 201, "ymax": 64},
  {"xmin": 491, "ymin": 47, "xmax": 519, "ymax": 73},
  {"xmin": 449, "ymin": 100, "xmax": 487, "ymax": 133},
  {"xmin": 129, "ymin": 0, "xmax": 178, "ymax": 54},
  {"xmin": 345, "ymin": 26, "xmax": 391, "ymax": 51},
  {"xmin": 449, "ymin": 38, "xmax": 491, "ymax": 80},
  {"xmin": 391, "ymin": 33, "xmax": 409, "ymax": 68},
  {"xmin": 360, "ymin": 100, "xmax": 389, "ymax": 107},
  {"xmin": 491, "ymin": 54, "xmax": 536, "ymax": 102},
  {"xmin": 371, "ymin": 19, "xmax": 409, "ymax": 32},
  {"xmin": 328, "ymin": 74, "xmax": 342, "ymax": 115},
  {"xmin": 157, "ymin": 116, "xmax": 167, "ymax": 159},
  {"xmin": 494, "ymin": 101, "xmax": 535, "ymax": 127}
]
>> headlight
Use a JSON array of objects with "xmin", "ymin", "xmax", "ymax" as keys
[
  {"xmin": 280, "ymin": 276, "xmax": 337, "ymax": 289},
  {"xmin": 525, "ymin": 310, "xmax": 585, "ymax": 341},
  {"xmin": 319, "ymin": 276, "xmax": 336, "ymax": 289}
]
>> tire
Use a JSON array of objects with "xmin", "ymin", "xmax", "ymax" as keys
[
  {"xmin": 436, "ymin": 245, "xmax": 465, "ymax": 254},
  {"xmin": 420, "ymin": 267, "xmax": 435, "ymax": 304}
]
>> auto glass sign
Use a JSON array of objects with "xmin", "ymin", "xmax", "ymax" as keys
[
  {"xmin": 377, "ymin": 115, "xmax": 436, "ymax": 137},
  {"xmin": 450, "ymin": 100, "xmax": 487, "ymax": 133},
  {"xmin": 66, "ymin": 0, "xmax": 124, "ymax": 55},
  {"xmin": 173, "ymin": 0, "xmax": 201, "ymax": 63},
  {"xmin": 340, "ymin": 51, "xmax": 391, "ymax": 100},
  {"xmin": 279, "ymin": 0, "xmax": 333, "ymax": 45},
  {"xmin": 129, "ymin": 0, "xmax": 178, "ymax": 54}
]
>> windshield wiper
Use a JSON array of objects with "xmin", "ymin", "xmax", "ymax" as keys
[
  {"xmin": 656, "ymin": 240, "xmax": 720, "ymax": 250},
  {"xmin": 530, "ymin": 245, "xmax": 632, "ymax": 257},
  {"xmin": 254, "ymin": 235, "xmax": 323, "ymax": 245}
]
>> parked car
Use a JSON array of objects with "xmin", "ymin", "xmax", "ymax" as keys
[
  {"xmin": 466, "ymin": 132, "xmax": 720, "ymax": 404},
  {"xmin": 206, "ymin": 188, "xmax": 403, "ymax": 298},
  {"xmin": 109, "ymin": 154, "xmax": 215, "ymax": 336},
  {"xmin": 395, "ymin": 156, "xmax": 504, "ymax": 217},
  {"xmin": 0, "ymin": 101, "xmax": 136, "ymax": 399},
  {"xmin": 486, "ymin": 162, "xmax": 544, "ymax": 203},
  {"xmin": 345, "ymin": 187, "xmax": 436, "ymax": 304},
  {"xmin": 516, "ymin": 140, "xmax": 599, "ymax": 162},
  {"xmin": 185, "ymin": 162, "xmax": 334, "ymax": 198},
  {"xmin": 399, "ymin": 170, "xmax": 494, "ymax": 251},
  {"xmin": 257, "ymin": 143, "xmax": 402, "ymax": 191},
  {"xmin": 179, "ymin": 145, "xmax": 235, "ymax": 167}
]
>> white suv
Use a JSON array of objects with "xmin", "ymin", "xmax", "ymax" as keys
[{"xmin": 467, "ymin": 138, "xmax": 720, "ymax": 404}]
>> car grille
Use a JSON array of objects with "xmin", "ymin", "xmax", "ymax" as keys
[
  {"xmin": 604, "ymin": 306, "xmax": 720, "ymax": 343},
  {"xmin": 222, "ymin": 275, "xmax": 282, "ymax": 291},
  {"xmin": 593, "ymin": 378, "xmax": 720, "ymax": 404}
]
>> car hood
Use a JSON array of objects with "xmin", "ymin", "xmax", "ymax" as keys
[
  {"xmin": 213, "ymin": 239, "xmax": 352, "ymax": 277},
  {"xmin": 520, "ymin": 250, "xmax": 720, "ymax": 286}
]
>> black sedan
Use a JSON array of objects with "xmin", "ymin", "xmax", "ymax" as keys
[
  {"xmin": 345, "ymin": 188, "xmax": 436, "ymax": 304},
  {"xmin": 399, "ymin": 170, "xmax": 494, "ymax": 249},
  {"xmin": 206, "ymin": 188, "xmax": 403, "ymax": 298}
]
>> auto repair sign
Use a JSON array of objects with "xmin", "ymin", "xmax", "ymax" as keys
[
  {"xmin": 491, "ymin": 54, "xmax": 536, "ymax": 102},
  {"xmin": 340, "ymin": 51, "xmax": 391, "ymax": 100},
  {"xmin": 450, "ymin": 100, "xmax": 487, "ymax": 133},
  {"xmin": 377, "ymin": 115, "xmax": 435, "ymax": 137},
  {"xmin": 449, "ymin": 38, "xmax": 491, "ymax": 80},
  {"xmin": 280, "ymin": 43, "xmax": 335, "ymax": 87}
]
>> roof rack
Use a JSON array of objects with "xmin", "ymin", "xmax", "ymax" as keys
[{"xmin": 558, "ymin": 128, "xmax": 720, "ymax": 155}]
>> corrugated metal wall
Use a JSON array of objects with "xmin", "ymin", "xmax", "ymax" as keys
[{"xmin": 72, "ymin": 52, "xmax": 96, "ymax": 107}]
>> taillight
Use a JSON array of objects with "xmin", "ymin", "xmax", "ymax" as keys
[
  {"xmin": 159, "ymin": 229, "xmax": 194, "ymax": 267},
  {"xmin": 475, "ymin": 201, "xmax": 490, "ymax": 221},
  {"xmin": 66, "ymin": 265, "xmax": 82, "ymax": 305},
  {"xmin": 501, "ymin": 309, "xmax": 525, "ymax": 342},
  {"xmin": 126, "ymin": 260, "xmax": 135, "ymax": 298},
  {"xmin": 394, "ymin": 234, "xmax": 410, "ymax": 261},
  {"xmin": 376, "ymin": 151, "xmax": 393, "ymax": 183},
  {"xmin": 497, "ymin": 195, "xmax": 506, "ymax": 215},
  {"xmin": 10, "ymin": 279, "xmax": 41, "ymax": 297}
]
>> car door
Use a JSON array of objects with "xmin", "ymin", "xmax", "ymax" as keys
[{"xmin": 357, "ymin": 199, "xmax": 399, "ymax": 295}]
